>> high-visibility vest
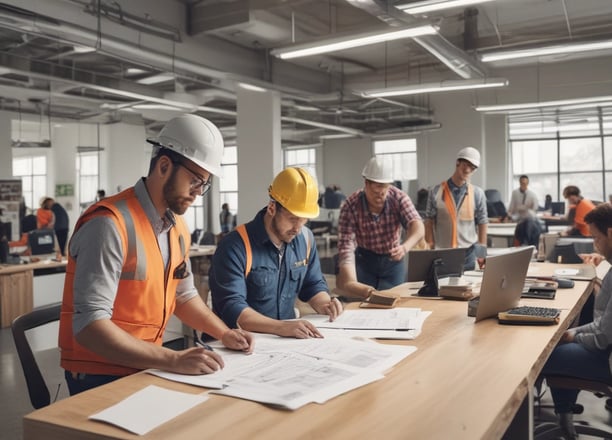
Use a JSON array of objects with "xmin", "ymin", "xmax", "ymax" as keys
[{"xmin": 59, "ymin": 188, "xmax": 190, "ymax": 376}]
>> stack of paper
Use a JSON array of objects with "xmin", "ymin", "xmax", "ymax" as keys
[{"xmin": 149, "ymin": 334, "xmax": 416, "ymax": 410}]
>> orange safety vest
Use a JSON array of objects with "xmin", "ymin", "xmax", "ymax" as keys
[{"xmin": 59, "ymin": 188, "xmax": 190, "ymax": 376}]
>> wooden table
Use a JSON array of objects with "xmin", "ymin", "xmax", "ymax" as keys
[
  {"xmin": 0, "ymin": 258, "xmax": 67, "ymax": 327},
  {"xmin": 23, "ymin": 263, "xmax": 592, "ymax": 440}
]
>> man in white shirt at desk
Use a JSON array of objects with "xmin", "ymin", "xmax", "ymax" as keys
[{"xmin": 507, "ymin": 174, "xmax": 542, "ymax": 246}]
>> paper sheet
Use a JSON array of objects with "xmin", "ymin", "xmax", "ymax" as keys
[
  {"xmin": 305, "ymin": 308, "xmax": 422, "ymax": 330},
  {"xmin": 89, "ymin": 385, "xmax": 208, "ymax": 435}
]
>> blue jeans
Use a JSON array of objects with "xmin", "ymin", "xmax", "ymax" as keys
[
  {"xmin": 64, "ymin": 370, "xmax": 122, "ymax": 395},
  {"xmin": 541, "ymin": 342, "xmax": 612, "ymax": 413},
  {"xmin": 355, "ymin": 247, "xmax": 405, "ymax": 290}
]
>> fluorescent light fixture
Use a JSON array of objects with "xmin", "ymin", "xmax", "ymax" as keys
[
  {"xmin": 238, "ymin": 83, "xmax": 267, "ymax": 92},
  {"xmin": 480, "ymin": 39, "xmax": 612, "ymax": 62},
  {"xmin": 474, "ymin": 95, "xmax": 612, "ymax": 112},
  {"xmin": 358, "ymin": 78, "xmax": 508, "ymax": 98},
  {"xmin": 271, "ymin": 25, "xmax": 437, "ymax": 60},
  {"xmin": 72, "ymin": 45, "xmax": 96, "ymax": 53},
  {"xmin": 136, "ymin": 73, "xmax": 175, "ymax": 85},
  {"xmin": 397, "ymin": 0, "xmax": 497, "ymax": 14}
]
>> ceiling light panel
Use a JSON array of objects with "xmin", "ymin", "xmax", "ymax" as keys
[
  {"xmin": 270, "ymin": 25, "xmax": 437, "ymax": 59},
  {"xmin": 397, "ymin": 0, "xmax": 498, "ymax": 14}
]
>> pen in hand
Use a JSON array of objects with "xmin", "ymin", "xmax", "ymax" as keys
[{"xmin": 195, "ymin": 340, "xmax": 215, "ymax": 351}]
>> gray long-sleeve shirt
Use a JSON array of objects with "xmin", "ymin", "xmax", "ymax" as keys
[{"xmin": 574, "ymin": 266, "xmax": 612, "ymax": 372}]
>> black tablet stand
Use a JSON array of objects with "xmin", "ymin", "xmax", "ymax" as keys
[{"xmin": 417, "ymin": 258, "xmax": 443, "ymax": 297}]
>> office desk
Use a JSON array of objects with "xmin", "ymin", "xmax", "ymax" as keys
[
  {"xmin": 23, "ymin": 264, "xmax": 592, "ymax": 440},
  {"xmin": 0, "ymin": 259, "xmax": 67, "ymax": 328}
]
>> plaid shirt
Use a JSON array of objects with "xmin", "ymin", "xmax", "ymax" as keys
[{"xmin": 337, "ymin": 185, "xmax": 421, "ymax": 265}]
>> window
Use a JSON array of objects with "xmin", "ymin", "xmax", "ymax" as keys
[
  {"xmin": 77, "ymin": 153, "xmax": 99, "ymax": 210},
  {"xmin": 219, "ymin": 146, "xmax": 238, "ymax": 225},
  {"xmin": 509, "ymin": 107, "xmax": 612, "ymax": 204},
  {"xmin": 284, "ymin": 148, "xmax": 316, "ymax": 180},
  {"xmin": 13, "ymin": 156, "xmax": 46, "ymax": 211},
  {"xmin": 373, "ymin": 138, "xmax": 417, "ymax": 181}
]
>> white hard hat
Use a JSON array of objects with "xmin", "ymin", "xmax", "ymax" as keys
[
  {"xmin": 456, "ymin": 147, "xmax": 480, "ymax": 168},
  {"xmin": 361, "ymin": 156, "xmax": 394, "ymax": 184},
  {"xmin": 147, "ymin": 114, "xmax": 224, "ymax": 176}
]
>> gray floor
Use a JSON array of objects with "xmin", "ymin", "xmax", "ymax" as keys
[{"xmin": 1, "ymin": 321, "xmax": 611, "ymax": 440}]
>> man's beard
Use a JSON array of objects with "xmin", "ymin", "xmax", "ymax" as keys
[{"xmin": 163, "ymin": 170, "xmax": 192, "ymax": 215}]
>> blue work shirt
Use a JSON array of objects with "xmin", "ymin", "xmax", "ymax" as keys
[{"xmin": 209, "ymin": 208, "xmax": 329, "ymax": 328}]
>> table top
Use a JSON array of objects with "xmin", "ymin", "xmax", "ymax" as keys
[
  {"xmin": 188, "ymin": 245, "xmax": 216, "ymax": 257},
  {"xmin": 0, "ymin": 258, "xmax": 67, "ymax": 275},
  {"xmin": 23, "ymin": 263, "xmax": 592, "ymax": 440}
]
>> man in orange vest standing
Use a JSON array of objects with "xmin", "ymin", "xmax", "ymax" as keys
[
  {"xmin": 59, "ymin": 114, "xmax": 253, "ymax": 395},
  {"xmin": 424, "ymin": 147, "xmax": 489, "ymax": 270},
  {"xmin": 209, "ymin": 167, "xmax": 343, "ymax": 338}
]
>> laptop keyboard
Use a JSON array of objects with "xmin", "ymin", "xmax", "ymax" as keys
[{"xmin": 498, "ymin": 306, "xmax": 561, "ymax": 325}]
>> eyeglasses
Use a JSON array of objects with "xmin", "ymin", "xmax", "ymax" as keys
[{"xmin": 173, "ymin": 161, "xmax": 212, "ymax": 196}]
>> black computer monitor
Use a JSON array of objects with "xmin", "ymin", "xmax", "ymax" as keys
[
  {"xmin": 406, "ymin": 247, "xmax": 467, "ymax": 297},
  {"xmin": 550, "ymin": 201, "xmax": 565, "ymax": 216},
  {"xmin": 28, "ymin": 229, "xmax": 56, "ymax": 255}
]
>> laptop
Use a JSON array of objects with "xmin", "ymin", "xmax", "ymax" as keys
[{"xmin": 474, "ymin": 246, "xmax": 534, "ymax": 322}]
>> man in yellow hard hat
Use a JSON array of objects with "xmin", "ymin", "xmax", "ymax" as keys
[{"xmin": 209, "ymin": 167, "xmax": 343, "ymax": 338}]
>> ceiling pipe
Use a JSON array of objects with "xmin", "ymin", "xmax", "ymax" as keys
[
  {"xmin": 0, "ymin": 4, "xmax": 345, "ymax": 103},
  {"xmin": 344, "ymin": 0, "xmax": 488, "ymax": 79}
]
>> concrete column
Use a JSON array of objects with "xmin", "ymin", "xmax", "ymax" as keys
[
  {"xmin": 0, "ymin": 113, "xmax": 12, "ymax": 178},
  {"xmin": 236, "ymin": 88, "xmax": 282, "ymax": 222}
]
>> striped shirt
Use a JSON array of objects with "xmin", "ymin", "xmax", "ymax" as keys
[{"xmin": 337, "ymin": 185, "xmax": 421, "ymax": 265}]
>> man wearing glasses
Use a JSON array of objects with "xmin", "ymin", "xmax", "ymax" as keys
[
  {"xmin": 209, "ymin": 167, "xmax": 343, "ymax": 338},
  {"xmin": 59, "ymin": 114, "xmax": 253, "ymax": 395}
]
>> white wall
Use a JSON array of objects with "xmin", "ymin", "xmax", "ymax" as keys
[{"xmin": 322, "ymin": 137, "xmax": 373, "ymax": 197}]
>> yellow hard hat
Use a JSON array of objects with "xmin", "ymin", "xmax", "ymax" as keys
[{"xmin": 269, "ymin": 167, "xmax": 320, "ymax": 219}]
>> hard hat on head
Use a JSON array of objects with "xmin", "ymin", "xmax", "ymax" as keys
[
  {"xmin": 362, "ymin": 156, "xmax": 393, "ymax": 184},
  {"xmin": 269, "ymin": 167, "xmax": 320, "ymax": 219},
  {"xmin": 147, "ymin": 114, "xmax": 224, "ymax": 176},
  {"xmin": 456, "ymin": 147, "xmax": 481, "ymax": 168}
]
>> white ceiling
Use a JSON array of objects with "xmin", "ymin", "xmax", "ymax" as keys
[{"xmin": 1, "ymin": 0, "xmax": 611, "ymax": 145}]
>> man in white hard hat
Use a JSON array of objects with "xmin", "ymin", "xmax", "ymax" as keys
[
  {"xmin": 424, "ymin": 147, "xmax": 488, "ymax": 270},
  {"xmin": 59, "ymin": 114, "xmax": 253, "ymax": 395},
  {"xmin": 336, "ymin": 156, "xmax": 425, "ymax": 299},
  {"xmin": 210, "ymin": 167, "xmax": 342, "ymax": 338}
]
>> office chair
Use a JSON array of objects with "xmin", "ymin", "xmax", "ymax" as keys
[
  {"xmin": 534, "ymin": 376, "xmax": 612, "ymax": 439},
  {"xmin": 11, "ymin": 302, "xmax": 62, "ymax": 409}
]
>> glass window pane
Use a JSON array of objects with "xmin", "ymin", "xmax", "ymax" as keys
[
  {"xmin": 12, "ymin": 157, "xmax": 29, "ymax": 176},
  {"xmin": 606, "ymin": 172, "xmax": 612, "ymax": 201},
  {"xmin": 523, "ymin": 174, "xmax": 559, "ymax": 204},
  {"xmin": 604, "ymin": 137, "xmax": 612, "ymax": 169},
  {"xmin": 32, "ymin": 156, "xmax": 46, "ymax": 174},
  {"xmin": 375, "ymin": 139, "xmax": 416, "ymax": 154},
  {"xmin": 512, "ymin": 140, "xmax": 557, "ymax": 174},
  {"xmin": 560, "ymin": 172, "xmax": 603, "ymax": 202},
  {"xmin": 223, "ymin": 146, "xmax": 237, "ymax": 164},
  {"xmin": 559, "ymin": 138, "xmax": 602, "ymax": 172},
  {"xmin": 219, "ymin": 165, "xmax": 238, "ymax": 192}
]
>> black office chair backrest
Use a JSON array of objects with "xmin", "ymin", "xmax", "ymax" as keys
[
  {"xmin": 11, "ymin": 302, "xmax": 62, "ymax": 409},
  {"xmin": 485, "ymin": 189, "xmax": 503, "ymax": 203},
  {"xmin": 199, "ymin": 231, "xmax": 216, "ymax": 245}
]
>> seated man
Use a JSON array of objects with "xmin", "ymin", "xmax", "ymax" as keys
[
  {"xmin": 541, "ymin": 203, "xmax": 612, "ymax": 439},
  {"xmin": 209, "ymin": 168, "xmax": 343, "ymax": 338},
  {"xmin": 561, "ymin": 185, "xmax": 595, "ymax": 237}
]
